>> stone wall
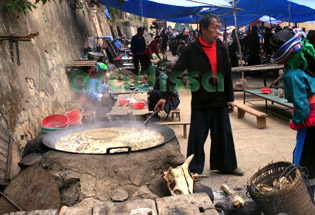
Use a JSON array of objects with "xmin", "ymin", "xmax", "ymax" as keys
[{"xmin": 0, "ymin": 1, "xmax": 131, "ymax": 149}]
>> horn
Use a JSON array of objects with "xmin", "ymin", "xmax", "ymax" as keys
[{"xmin": 182, "ymin": 154, "xmax": 194, "ymax": 169}]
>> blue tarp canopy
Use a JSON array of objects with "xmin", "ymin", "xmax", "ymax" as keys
[
  {"xmin": 258, "ymin": 16, "xmax": 282, "ymax": 25},
  {"xmin": 169, "ymin": 0, "xmax": 315, "ymax": 27},
  {"xmin": 167, "ymin": 15, "xmax": 202, "ymax": 24},
  {"xmin": 289, "ymin": 0, "xmax": 315, "ymax": 10},
  {"xmin": 205, "ymin": 0, "xmax": 315, "ymax": 26},
  {"xmin": 99, "ymin": 0, "xmax": 231, "ymax": 19}
]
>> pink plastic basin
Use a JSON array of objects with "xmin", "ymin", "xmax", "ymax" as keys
[{"xmin": 66, "ymin": 110, "xmax": 81, "ymax": 124}]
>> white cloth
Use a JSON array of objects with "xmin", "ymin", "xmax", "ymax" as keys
[
  {"xmin": 88, "ymin": 37, "xmax": 95, "ymax": 49},
  {"xmin": 97, "ymin": 94, "xmax": 103, "ymax": 101}
]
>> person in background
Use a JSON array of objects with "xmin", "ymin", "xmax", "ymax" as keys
[
  {"xmin": 271, "ymin": 28, "xmax": 315, "ymax": 187},
  {"xmin": 161, "ymin": 30, "xmax": 168, "ymax": 54},
  {"xmin": 154, "ymin": 14, "xmax": 244, "ymax": 177},
  {"xmin": 189, "ymin": 30, "xmax": 198, "ymax": 43},
  {"xmin": 142, "ymin": 36, "xmax": 162, "ymax": 72},
  {"xmin": 131, "ymin": 27, "xmax": 146, "ymax": 74},
  {"xmin": 308, "ymin": 30, "xmax": 315, "ymax": 48},
  {"xmin": 82, "ymin": 61, "xmax": 114, "ymax": 115},
  {"xmin": 150, "ymin": 27, "xmax": 154, "ymax": 38},
  {"xmin": 263, "ymin": 27, "xmax": 273, "ymax": 58},
  {"xmin": 148, "ymin": 69, "xmax": 180, "ymax": 121},
  {"xmin": 228, "ymin": 29, "xmax": 239, "ymax": 67},
  {"xmin": 248, "ymin": 26, "xmax": 261, "ymax": 65}
]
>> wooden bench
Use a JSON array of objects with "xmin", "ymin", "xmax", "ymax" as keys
[
  {"xmin": 234, "ymin": 101, "xmax": 268, "ymax": 129},
  {"xmin": 155, "ymin": 121, "xmax": 190, "ymax": 139}
]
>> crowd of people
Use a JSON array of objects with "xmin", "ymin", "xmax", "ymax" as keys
[
  {"xmin": 226, "ymin": 24, "xmax": 315, "ymax": 67},
  {"xmin": 131, "ymin": 23, "xmax": 315, "ymax": 71}
]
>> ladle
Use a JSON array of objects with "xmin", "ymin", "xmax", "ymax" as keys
[{"xmin": 139, "ymin": 110, "xmax": 159, "ymax": 130}]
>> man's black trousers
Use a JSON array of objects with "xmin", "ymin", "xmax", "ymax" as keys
[
  {"xmin": 133, "ymin": 54, "xmax": 145, "ymax": 74},
  {"xmin": 187, "ymin": 107, "xmax": 238, "ymax": 174}
]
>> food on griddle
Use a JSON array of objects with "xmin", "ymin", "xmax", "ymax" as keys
[
  {"xmin": 85, "ymin": 129, "xmax": 119, "ymax": 140},
  {"xmin": 55, "ymin": 127, "xmax": 165, "ymax": 153}
]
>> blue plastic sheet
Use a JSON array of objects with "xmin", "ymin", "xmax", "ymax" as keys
[
  {"xmin": 99, "ymin": 0, "xmax": 231, "ymax": 19},
  {"xmin": 103, "ymin": 36, "xmax": 121, "ymax": 50},
  {"xmin": 104, "ymin": 5, "xmax": 111, "ymax": 19},
  {"xmin": 208, "ymin": 0, "xmax": 315, "ymax": 26},
  {"xmin": 172, "ymin": 0, "xmax": 315, "ymax": 26}
]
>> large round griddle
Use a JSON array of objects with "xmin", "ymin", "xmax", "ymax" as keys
[{"xmin": 42, "ymin": 121, "xmax": 175, "ymax": 154}]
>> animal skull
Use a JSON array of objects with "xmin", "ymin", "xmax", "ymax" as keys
[{"xmin": 163, "ymin": 154, "xmax": 194, "ymax": 195}]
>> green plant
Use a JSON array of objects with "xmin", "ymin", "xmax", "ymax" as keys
[
  {"xmin": 4, "ymin": 0, "xmax": 100, "ymax": 14},
  {"xmin": 4, "ymin": 0, "xmax": 55, "ymax": 14},
  {"xmin": 107, "ymin": 6, "xmax": 119, "ymax": 23}
]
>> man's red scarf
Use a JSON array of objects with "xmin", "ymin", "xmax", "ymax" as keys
[{"xmin": 198, "ymin": 35, "xmax": 217, "ymax": 83}]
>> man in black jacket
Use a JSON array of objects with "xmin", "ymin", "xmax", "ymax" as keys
[
  {"xmin": 154, "ymin": 14, "xmax": 243, "ymax": 176},
  {"xmin": 131, "ymin": 27, "xmax": 146, "ymax": 74}
]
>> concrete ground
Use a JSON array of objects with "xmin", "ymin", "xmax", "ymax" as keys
[
  {"xmin": 160, "ymin": 89, "xmax": 295, "ymax": 193},
  {"xmin": 158, "ymin": 51, "xmax": 296, "ymax": 203}
]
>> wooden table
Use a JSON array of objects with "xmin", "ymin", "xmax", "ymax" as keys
[
  {"xmin": 244, "ymin": 88, "xmax": 293, "ymax": 115},
  {"xmin": 232, "ymin": 64, "xmax": 285, "ymax": 87},
  {"xmin": 65, "ymin": 60, "xmax": 97, "ymax": 72},
  {"xmin": 107, "ymin": 92, "xmax": 151, "ymax": 118},
  {"xmin": 66, "ymin": 59, "xmax": 97, "ymax": 67}
]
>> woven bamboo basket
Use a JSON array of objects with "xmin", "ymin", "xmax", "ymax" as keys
[{"xmin": 247, "ymin": 161, "xmax": 315, "ymax": 215}]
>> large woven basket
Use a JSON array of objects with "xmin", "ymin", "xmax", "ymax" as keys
[{"xmin": 247, "ymin": 161, "xmax": 315, "ymax": 215}]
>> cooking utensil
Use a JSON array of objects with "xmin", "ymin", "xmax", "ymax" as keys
[
  {"xmin": 42, "ymin": 121, "xmax": 175, "ymax": 154},
  {"xmin": 140, "ymin": 110, "xmax": 159, "ymax": 130}
]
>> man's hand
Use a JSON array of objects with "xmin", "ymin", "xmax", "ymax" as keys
[
  {"xmin": 227, "ymin": 101, "xmax": 234, "ymax": 113},
  {"xmin": 154, "ymin": 99, "xmax": 167, "ymax": 112}
]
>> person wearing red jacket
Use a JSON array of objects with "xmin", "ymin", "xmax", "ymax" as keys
[{"xmin": 142, "ymin": 36, "xmax": 162, "ymax": 72}]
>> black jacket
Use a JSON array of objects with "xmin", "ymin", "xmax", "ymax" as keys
[{"xmin": 162, "ymin": 39, "xmax": 234, "ymax": 111}]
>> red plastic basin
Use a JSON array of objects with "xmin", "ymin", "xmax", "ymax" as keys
[
  {"xmin": 118, "ymin": 100, "xmax": 130, "ymax": 106},
  {"xmin": 41, "ymin": 114, "xmax": 69, "ymax": 128},
  {"xmin": 261, "ymin": 88, "xmax": 271, "ymax": 93},
  {"xmin": 132, "ymin": 102, "xmax": 145, "ymax": 109},
  {"xmin": 66, "ymin": 110, "xmax": 81, "ymax": 124}
]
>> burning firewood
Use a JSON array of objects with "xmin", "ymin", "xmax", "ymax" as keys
[
  {"xmin": 163, "ymin": 154, "xmax": 194, "ymax": 195},
  {"xmin": 221, "ymin": 184, "xmax": 245, "ymax": 208}
]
